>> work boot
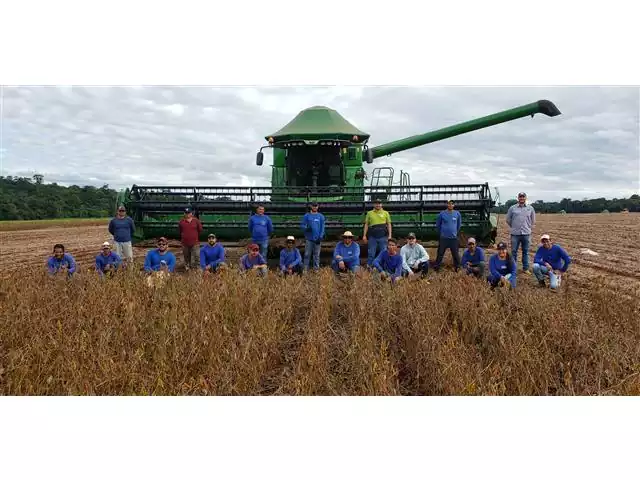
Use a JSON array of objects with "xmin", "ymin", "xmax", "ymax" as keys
[{"xmin": 538, "ymin": 279, "xmax": 546, "ymax": 287}]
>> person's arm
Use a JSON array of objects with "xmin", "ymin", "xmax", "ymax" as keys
[
  {"xmin": 372, "ymin": 252, "xmax": 384, "ymax": 272},
  {"xmin": 67, "ymin": 255, "xmax": 76, "ymax": 274},
  {"xmin": 333, "ymin": 244, "xmax": 343, "ymax": 261},
  {"xmin": 279, "ymin": 250, "xmax": 287, "ymax": 270},
  {"xmin": 386, "ymin": 212, "xmax": 392, "ymax": 238},
  {"xmin": 362, "ymin": 212, "xmax": 370, "ymax": 239},
  {"xmin": 461, "ymin": 250, "xmax": 470, "ymax": 266},
  {"xmin": 400, "ymin": 247, "xmax": 411, "ymax": 273},
  {"xmin": 95, "ymin": 256, "xmax": 104, "ymax": 276},
  {"xmin": 108, "ymin": 219, "xmax": 115, "ymax": 236},
  {"xmin": 505, "ymin": 206, "xmax": 512, "ymax": 226},
  {"xmin": 143, "ymin": 252, "xmax": 153, "ymax": 272},
  {"xmin": 214, "ymin": 245, "xmax": 225, "ymax": 267},
  {"xmin": 559, "ymin": 246, "xmax": 572, "ymax": 272},
  {"xmin": 129, "ymin": 217, "xmax": 136, "ymax": 235},
  {"xmin": 393, "ymin": 257, "xmax": 403, "ymax": 279},
  {"xmin": 320, "ymin": 214, "xmax": 326, "ymax": 240},
  {"xmin": 292, "ymin": 249, "xmax": 302, "ymax": 267},
  {"xmin": 530, "ymin": 207, "xmax": 536, "ymax": 228},
  {"xmin": 300, "ymin": 214, "xmax": 308, "ymax": 232},
  {"xmin": 257, "ymin": 254, "xmax": 267, "ymax": 268},
  {"xmin": 267, "ymin": 216, "xmax": 273, "ymax": 235},
  {"xmin": 200, "ymin": 248, "xmax": 207, "ymax": 269},
  {"xmin": 457, "ymin": 211, "xmax": 462, "ymax": 234},
  {"xmin": 509, "ymin": 259, "xmax": 517, "ymax": 287},
  {"xmin": 435, "ymin": 212, "xmax": 442, "ymax": 234},
  {"xmin": 533, "ymin": 247, "xmax": 544, "ymax": 265},
  {"xmin": 197, "ymin": 218, "xmax": 203, "ymax": 234},
  {"xmin": 167, "ymin": 253, "xmax": 177, "ymax": 272},
  {"xmin": 478, "ymin": 248, "xmax": 485, "ymax": 263},
  {"xmin": 489, "ymin": 255, "xmax": 500, "ymax": 278}
]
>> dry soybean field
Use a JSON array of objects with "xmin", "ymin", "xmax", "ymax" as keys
[{"xmin": 1, "ymin": 213, "xmax": 639, "ymax": 395}]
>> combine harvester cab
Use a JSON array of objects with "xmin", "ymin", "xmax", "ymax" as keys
[{"xmin": 122, "ymin": 100, "xmax": 561, "ymax": 247}]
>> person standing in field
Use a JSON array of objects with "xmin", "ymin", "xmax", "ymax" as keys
[
  {"xmin": 199, "ymin": 233, "xmax": 227, "ymax": 275},
  {"xmin": 373, "ymin": 238, "xmax": 404, "ymax": 283},
  {"xmin": 144, "ymin": 237, "xmax": 176, "ymax": 273},
  {"xmin": 400, "ymin": 232, "xmax": 430, "ymax": 279},
  {"xmin": 332, "ymin": 231, "xmax": 361, "ymax": 274},
  {"xmin": 532, "ymin": 234, "xmax": 571, "ymax": 292},
  {"xmin": 47, "ymin": 243, "xmax": 77, "ymax": 278},
  {"xmin": 362, "ymin": 199, "xmax": 392, "ymax": 267},
  {"xmin": 108, "ymin": 205, "xmax": 135, "ymax": 263},
  {"xmin": 300, "ymin": 202, "xmax": 325, "ymax": 272},
  {"xmin": 461, "ymin": 237, "xmax": 486, "ymax": 278},
  {"xmin": 505, "ymin": 192, "xmax": 536, "ymax": 274},
  {"xmin": 487, "ymin": 242, "xmax": 517, "ymax": 289},
  {"xmin": 433, "ymin": 199, "xmax": 462, "ymax": 272},
  {"xmin": 280, "ymin": 236, "xmax": 303, "ymax": 276},
  {"xmin": 239, "ymin": 243, "xmax": 268, "ymax": 276},
  {"xmin": 248, "ymin": 204, "xmax": 273, "ymax": 260},
  {"xmin": 95, "ymin": 241, "xmax": 122, "ymax": 277},
  {"xmin": 178, "ymin": 207, "xmax": 203, "ymax": 271}
]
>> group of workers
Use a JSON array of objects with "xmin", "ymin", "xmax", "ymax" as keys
[{"xmin": 46, "ymin": 192, "xmax": 572, "ymax": 291}]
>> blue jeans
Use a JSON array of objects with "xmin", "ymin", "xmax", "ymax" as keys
[
  {"xmin": 511, "ymin": 234, "xmax": 531, "ymax": 270},
  {"xmin": 304, "ymin": 240, "xmax": 322, "ymax": 271},
  {"xmin": 255, "ymin": 240, "xmax": 269, "ymax": 259},
  {"xmin": 533, "ymin": 263, "xmax": 560, "ymax": 289},
  {"xmin": 367, "ymin": 236, "xmax": 388, "ymax": 266}
]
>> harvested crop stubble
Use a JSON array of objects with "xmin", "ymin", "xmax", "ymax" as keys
[{"xmin": 1, "ymin": 268, "xmax": 639, "ymax": 396}]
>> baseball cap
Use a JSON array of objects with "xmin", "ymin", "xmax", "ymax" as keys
[
  {"xmin": 406, "ymin": 232, "xmax": 416, "ymax": 239},
  {"xmin": 286, "ymin": 236, "xmax": 295, "ymax": 241},
  {"xmin": 342, "ymin": 231, "xmax": 354, "ymax": 237},
  {"xmin": 248, "ymin": 243, "xmax": 259, "ymax": 251},
  {"xmin": 447, "ymin": 199, "xmax": 454, "ymax": 204},
  {"xmin": 540, "ymin": 234, "xmax": 550, "ymax": 241},
  {"xmin": 518, "ymin": 192, "xmax": 526, "ymax": 197},
  {"xmin": 467, "ymin": 237, "xmax": 476, "ymax": 244},
  {"xmin": 102, "ymin": 241, "xmax": 110, "ymax": 247},
  {"xmin": 497, "ymin": 241, "xmax": 507, "ymax": 249},
  {"xmin": 184, "ymin": 207, "xmax": 192, "ymax": 213},
  {"xmin": 310, "ymin": 202, "xmax": 319, "ymax": 207},
  {"xmin": 158, "ymin": 237, "xmax": 168, "ymax": 243},
  {"xmin": 208, "ymin": 233, "xmax": 216, "ymax": 238}
]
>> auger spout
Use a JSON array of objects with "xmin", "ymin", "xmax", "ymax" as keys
[{"xmin": 367, "ymin": 100, "xmax": 561, "ymax": 161}]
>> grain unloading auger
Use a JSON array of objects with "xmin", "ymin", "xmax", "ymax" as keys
[{"xmin": 119, "ymin": 100, "xmax": 561, "ymax": 246}]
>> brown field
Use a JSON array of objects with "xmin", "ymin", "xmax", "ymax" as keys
[{"xmin": 0, "ymin": 213, "xmax": 639, "ymax": 395}]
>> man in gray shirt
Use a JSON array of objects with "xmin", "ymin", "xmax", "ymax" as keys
[{"xmin": 505, "ymin": 192, "xmax": 536, "ymax": 273}]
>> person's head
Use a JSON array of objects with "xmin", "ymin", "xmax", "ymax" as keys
[
  {"xmin": 406, "ymin": 232, "xmax": 417, "ymax": 246},
  {"xmin": 53, "ymin": 243, "xmax": 65, "ymax": 259},
  {"xmin": 518, "ymin": 192, "xmax": 527, "ymax": 205},
  {"xmin": 387, "ymin": 238, "xmax": 398, "ymax": 255},
  {"xmin": 447, "ymin": 199, "xmax": 455, "ymax": 211},
  {"xmin": 157, "ymin": 237, "xmax": 168, "ymax": 252},
  {"xmin": 467, "ymin": 237, "xmax": 476, "ymax": 252},
  {"xmin": 310, "ymin": 202, "xmax": 319, "ymax": 213},
  {"xmin": 207, "ymin": 233, "xmax": 217, "ymax": 245},
  {"xmin": 256, "ymin": 205, "xmax": 265, "ymax": 215},
  {"xmin": 286, "ymin": 236, "xmax": 295, "ymax": 249},
  {"xmin": 342, "ymin": 231, "xmax": 354, "ymax": 245},
  {"xmin": 101, "ymin": 241, "xmax": 111, "ymax": 255},
  {"xmin": 184, "ymin": 207, "xmax": 193, "ymax": 218},
  {"xmin": 540, "ymin": 234, "xmax": 552, "ymax": 249},
  {"xmin": 248, "ymin": 243, "xmax": 260, "ymax": 258},
  {"xmin": 374, "ymin": 199, "xmax": 382, "ymax": 210},
  {"xmin": 497, "ymin": 241, "xmax": 508, "ymax": 259},
  {"xmin": 117, "ymin": 205, "xmax": 126, "ymax": 218}
]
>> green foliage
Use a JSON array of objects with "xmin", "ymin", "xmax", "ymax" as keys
[
  {"xmin": 0, "ymin": 175, "xmax": 118, "ymax": 221},
  {"xmin": 492, "ymin": 194, "xmax": 640, "ymax": 214}
]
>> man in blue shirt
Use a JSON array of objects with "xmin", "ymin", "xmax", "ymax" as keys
[
  {"xmin": 108, "ymin": 205, "xmax": 135, "ymax": 263},
  {"xmin": 95, "ymin": 241, "xmax": 122, "ymax": 277},
  {"xmin": 505, "ymin": 192, "xmax": 536, "ymax": 273},
  {"xmin": 280, "ymin": 236, "xmax": 303, "ymax": 275},
  {"xmin": 332, "ymin": 231, "xmax": 361, "ymax": 274},
  {"xmin": 433, "ymin": 199, "xmax": 462, "ymax": 272},
  {"xmin": 373, "ymin": 238, "xmax": 404, "ymax": 283},
  {"xmin": 200, "ymin": 233, "xmax": 227, "ymax": 275},
  {"xmin": 143, "ymin": 237, "xmax": 176, "ymax": 273},
  {"xmin": 300, "ymin": 202, "xmax": 325, "ymax": 272},
  {"xmin": 532, "ymin": 234, "xmax": 571, "ymax": 292},
  {"xmin": 47, "ymin": 243, "xmax": 76, "ymax": 278},
  {"xmin": 461, "ymin": 237, "xmax": 485, "ymax": 278},
  {"xmin": 248, "ymin": 205, "xmax": 273, "ymax": 260}
]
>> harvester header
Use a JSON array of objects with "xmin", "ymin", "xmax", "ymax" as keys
[{"xmin": 120, "ymin": 98, "xmax": 561, "ymax": 247}]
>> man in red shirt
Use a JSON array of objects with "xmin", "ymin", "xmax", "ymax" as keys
[{"xmin": 178, "ymin": 207, "xmax": 203, "ymax": 271}]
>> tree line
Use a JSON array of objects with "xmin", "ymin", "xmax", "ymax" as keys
[{"xmin": 0, "ymin": 175, "xmax": 638, "ymax": 220}]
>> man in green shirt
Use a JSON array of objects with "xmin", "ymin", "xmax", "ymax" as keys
[{"xmin": 362, "ymin": 199, "xmax": 392, "ymax": 267}]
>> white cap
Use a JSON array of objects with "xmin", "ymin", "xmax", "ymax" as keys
[
  {"xmin": 343, "ymin": 231, "xmax": 354, "ymax": 237},
  {"xmin": 286, "ymin": 236, "xmax": 295, "ymax": 241},
  {"xmin": 102, "ymin": 241, "xmax": 110, "ymax": 247},
  {"xmin": 467, "ymin": 237, "xmax": 476, "ymax": 244},
  {"xmin": 541, "ymin": 234, "xmax": 550, "ymax": 240}
]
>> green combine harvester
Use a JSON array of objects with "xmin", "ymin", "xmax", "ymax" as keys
[{"xmin": 118, "ymin": 99, "xmax": 561, "ymax": 247}]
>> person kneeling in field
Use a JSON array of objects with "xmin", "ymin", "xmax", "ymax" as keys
[
  {"xmin": 461, "ymin": 237, "xmax": 485, "ymax": 279},
  {"xmin": 240, "ymin": 243, "xmax": 268, "ymax": 276},
  {"xmin": 200, "ymin": 233, "xmax": 227, "ymax": 275},
  {"xmin": 532, "ymin": 234, "xmax": 571, "ymax": 292},
  {"xmin": 280, "ymin": 236, "xmax": 303, "ymax": 276},
  {"xmin": 400, "ymin": 232, "xmax": 429, "ymax": 279},
  {"xmin": 95, "ymin": 241, "xmax": 122, "ymax": 277},
  {"xmin": 373, "ymin": 238, "xmax": 404, "ymax": 284},
  {"xmin": 332, "ymin": 231, "xmax": 361, "ymax": 274},
  {"xmin": 487, "ymin": 242, "xmax": 516, "ymax": 290},
  {"xmin": 144, "ymin": 237, "xmax": 177, "ymax": 273},
  {"xmin": 47, "ymin": 243, "xmax": 77, "ymax": 278}
]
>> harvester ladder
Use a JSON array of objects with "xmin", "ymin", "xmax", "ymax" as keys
[{"xmin": 369, "ymin": 167, "xmax": 395, "ymax": 202}]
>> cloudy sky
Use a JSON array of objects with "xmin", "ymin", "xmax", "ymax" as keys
[{"xmin": 1, "ymin": 85, "xmax": 638, "ymax": 202}]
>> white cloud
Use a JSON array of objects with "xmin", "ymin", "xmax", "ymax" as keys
[{"xmin": 1, "ymin": 85, "xmax": 638, "ymax": 202}]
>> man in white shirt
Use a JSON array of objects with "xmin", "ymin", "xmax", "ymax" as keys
[{"xmin": 400, "ymin": 232, "xmax": 430, "ymax": 279}]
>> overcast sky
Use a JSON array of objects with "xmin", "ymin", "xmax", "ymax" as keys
[{"xmin": 1, "ymin": 85, "xmax": 638, "ymax": 202}]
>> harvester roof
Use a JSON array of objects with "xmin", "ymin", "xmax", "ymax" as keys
[{"xmin": 266, "ymin": 106, "xmax": 370, "ymax": 143}]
